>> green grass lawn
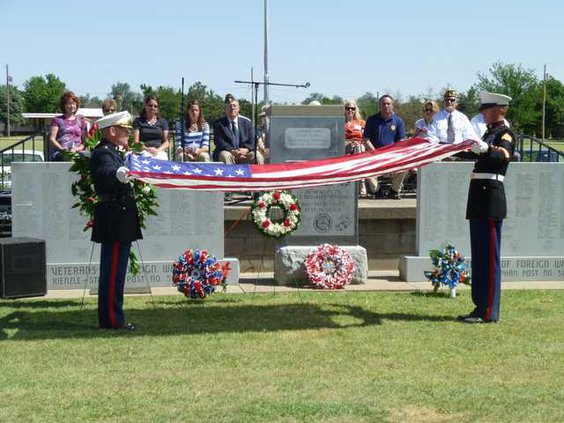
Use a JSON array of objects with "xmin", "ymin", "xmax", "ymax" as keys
[{"xmin": 1, "ymin": 290, "xmax": 562, "ymax": 422}]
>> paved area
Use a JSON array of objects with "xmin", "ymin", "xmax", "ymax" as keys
[{"xmin": 44, "ymin": 270, "xmax": 564, "ymax": 299}]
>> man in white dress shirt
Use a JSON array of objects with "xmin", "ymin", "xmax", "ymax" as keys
[{"xmin": 428, "ymin": 89, "xmax": 479, "ymax": 144}]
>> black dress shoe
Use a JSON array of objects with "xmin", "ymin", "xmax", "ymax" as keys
[
  {"xmin": 119, "ymin": 323, "xmax": 136, "ymax": 332},
  {"xmin": 461, "ymin": 316, "xmax": 497, "ymax": 324},
  {"xmin": 456, "ymin": 310, "xmax": 479, "ymax": 321},
  {"xmin": 387, "ymin": 189, "xmax": 401, "ymax": 199},
  {"xmin": 373, "ymin": 189, "xmax": 386, "ymax": 199}
]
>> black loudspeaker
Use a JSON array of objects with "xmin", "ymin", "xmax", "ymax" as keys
[{"xmin": 0, "ymin": 238, "xmax": 46, "ymax": 299}]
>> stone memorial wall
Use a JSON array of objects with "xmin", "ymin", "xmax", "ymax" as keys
[
  {"xmin": 12, "ymin": 162, "xmax": 232, "ymax": 290},
  {"xmin": 400, "ymin": 162, "xmax": 564, "ymax": 281}
]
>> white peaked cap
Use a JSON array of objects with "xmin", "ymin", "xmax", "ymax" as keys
[
  {"xmin": 480, "ymin": 91, "xmax": 512, "ymax": 107},
  {"xmin": 96, "ymin": 111, "xmax": 133, "ymax": 129}
]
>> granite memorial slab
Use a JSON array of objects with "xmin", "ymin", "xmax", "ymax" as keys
[
  {"xmin": 12, "ymin": 162, "xmax": 234, "ymax": 290},
  {"xmin": 400, "ymin": 162, "xmax": 564, "ymax": 281}
]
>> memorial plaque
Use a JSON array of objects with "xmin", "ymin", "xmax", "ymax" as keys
[
  {"xmin": 12, "ymin": 162, "xmax": 226, "ymax": 289},
  {"xmin": 401, "ymin": 162, "xmax": 564, "ymax": 281},
  {"xmin": 269, "ymin": 105, "xmax": 357, "ymax": 245}
]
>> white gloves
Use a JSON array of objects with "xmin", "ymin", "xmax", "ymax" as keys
[
  {"xmin": 471, "ymin": 140, "xmax": 489, "ymax": 154},
  {"xmin": 116, "ymin": 166, "xmax": 131, "ymax": 183}
]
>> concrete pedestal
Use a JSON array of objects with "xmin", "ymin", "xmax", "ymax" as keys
[{"xmin": 274, "ymin": 245, "xmax": 368, "ymax": 286}]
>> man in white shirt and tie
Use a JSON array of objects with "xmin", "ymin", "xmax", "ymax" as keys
[{"xmin": 428, "ymin": 89, "xmax": 478, "ymax": 144}]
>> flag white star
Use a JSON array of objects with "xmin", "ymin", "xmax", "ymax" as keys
[
  {"xmin": 142, "ymin": 159, "xmax": 150, "ymax": 165},
  {"xmin": 193, "ymin": 168, "xmax": 203, "ymax": 174},
  {"xmin": 153, "ymin": 165, "xmax": 162, "ymax": 171},
  {"xmin": 214, "ymin": 168, "xmax": 224, "ymax": 176},
  {"xmin": 171, "ymin": 164, "xmax": 180, "ymax": 171},
  {"xmin": 235, "ymin": 168, "xmax": 245, "ymax": 175}
]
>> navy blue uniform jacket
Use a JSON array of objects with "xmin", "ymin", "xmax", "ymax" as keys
[{"xmin": 89, "ymin": 139, "xmax": 142, "ymax": 243}]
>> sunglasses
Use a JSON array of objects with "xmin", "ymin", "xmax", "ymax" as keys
[
  {"xmin": 444, "ymin": 98, "xmax": 457, "ymax": 103},
  {"xmin": 345, "ymin": 107, "xmax": 356, "ymax": 111},
  {"xmin": 104, "ymin": 108, "xmax": 115, "ymax": 113},
  {"xmin": 424, "ymin": 108, "xmax": 433, "ymax": 112}
]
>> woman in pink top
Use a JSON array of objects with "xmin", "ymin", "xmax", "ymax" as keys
[{"xmin": 49, "ymin": 91, "xmax": 87, "ymax": 161}]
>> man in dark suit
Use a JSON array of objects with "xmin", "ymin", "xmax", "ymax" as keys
[
  {"xmin": 459, "ymin": 91, "xmax": 514, "ymax": 324},
  {"xmin": 213, "ymin": 99, "xmax": 264, "ymax": 164},
  {"xmin": 90, "ymin": 111, "xmax": 142, "ymax": 331}
]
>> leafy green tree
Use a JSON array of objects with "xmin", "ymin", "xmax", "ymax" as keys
[
  {"xmin": 457, "ymin": 86, "xmax": 480, "ymax": 119},
  {"xmin": 78, "ymin": 94, "xmax": 103, "ymax": 108},
  {"xmin": 0, "ymin": 85, "xmax": 25, "ymax": 135},
  {"xmin": 22, "ymin": 74, "xmax": 66, "ymax": 112},
  {"xmin": 474, "ymin": 62, "xmax": 541, "ymax": 132},
  {"xmin": 356, "ymin": 92, "xmax": 378, "ymax": 120},
  {"xmin": 541, "ymin": 76, "xmax": 564, "ymax": 138},
  {"xmin": 395, "ymin": 96, "xmax": 424, "ymax": 135},
  {"xmin": 109, "ymin": 82, "xmax": 143, "ymax": 114},
  {"xmin": 301, "ymin": 92, "xmax": 342, "ymax": 105}
]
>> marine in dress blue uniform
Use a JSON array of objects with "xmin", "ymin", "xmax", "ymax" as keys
[
  {"xmin": 460, "ymin": 92, "xmax": 514, "ymax": 323},
  {"xmin": 90, "ymin": 111, "xmax": 142, "ymax": 331}
]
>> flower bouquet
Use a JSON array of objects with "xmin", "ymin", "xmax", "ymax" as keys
[
  {"xmin": 305, "ymin": 243, "xmax": 355, "ymax": 289},
  {"xmin": 172, "ymin": 249, "xmax": 227, "ymax": 299},
  {"xmin": 424, "ymin": 243, "xmax": 471, "ymax": 297}
]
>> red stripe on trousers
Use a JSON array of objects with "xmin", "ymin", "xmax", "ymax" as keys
[
  {"xmin": 108, "ymin": 241, "xmax": 120, "ymax": 328},
  {"xmin": 486, "ymin": 220, "xmax": 496, "ymax": 321}
]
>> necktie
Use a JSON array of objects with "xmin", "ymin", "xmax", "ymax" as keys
[
  {"xmin": 231, "ymin": 120, "xmax": 240, "ymax": 149},
  {"xmin": 447, "ymin": 113, "xmax": 455, "ymax": 143}
]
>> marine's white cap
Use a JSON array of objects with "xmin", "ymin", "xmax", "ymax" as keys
[
  {"xmin": 96, "ymin": 111, "xmax": 133, "ymax": 129},
  {"xmin": 480, "ymin": 91, "xmax": 512, "ymax": 107}
]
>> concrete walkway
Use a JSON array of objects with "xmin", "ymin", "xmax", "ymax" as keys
[{"xmin": 44, "ymin": 270, "xmax": 564, "ymax": 299}]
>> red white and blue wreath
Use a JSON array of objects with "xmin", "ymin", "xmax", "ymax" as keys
[
  {"xmin": 424, "ymin": 243, "xmax": 471, "ymax": 291},
  {"xmin": 172, "ymin": 249, "xmax": 226, "ymax": 299},
  {"xmin": 305, "ymin": 243, "xmax": 355, "ymax": 289},
  {"xmin": 251, "ymin": 190, "xmax": 301, "ymax": 238}
]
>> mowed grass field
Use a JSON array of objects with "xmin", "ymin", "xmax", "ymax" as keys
[{"xmin": 1, "ymin": 290, "xmax": 563, "ymax": 422}]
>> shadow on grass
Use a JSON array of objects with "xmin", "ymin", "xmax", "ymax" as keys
[{"xmin": 0, "ymin": 298, "xmax": 457, "ymax": 341}]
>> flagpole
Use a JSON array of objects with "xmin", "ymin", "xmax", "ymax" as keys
[
  {"xmin": 263, "ymin": 0, "xmax": 269, "ymax": 107},
  {"xmin": 5, "ymin": 64, "xmax": 10, "ymax": 138}
]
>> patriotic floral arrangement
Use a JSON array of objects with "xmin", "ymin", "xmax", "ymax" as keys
[
  {"xmin": 305, "ymin": 243, "xmax": 355, "ymax": 289},
  {"xmin": 251, "ymin": 190, "xmax": 301, "ymax": 238},
  {"xmin": 424, "ymin": 243, "xmax": 471, "ymax": 290},
  {"xmin": 172, "ymin": 249, "xmax": 227, "ymax": 299},
  {"xmin": 69, "ymin": 129, "xmax": 158, "ymax": 274}
]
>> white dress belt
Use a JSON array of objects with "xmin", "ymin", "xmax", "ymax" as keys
[{"xmin": 471, "ymin": 172, "xmax": 504, "ymax": 182}]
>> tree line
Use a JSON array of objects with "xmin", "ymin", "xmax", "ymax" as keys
[{"xmin": 2, "ymin": 62, "xmax": 563, "ymax": 138}]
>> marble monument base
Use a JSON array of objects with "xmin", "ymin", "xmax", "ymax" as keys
[
  {"xmin": 399, "ymin": 255, "xmax": 564, "ymax": 282},
  {"xmin": 274, "ymin": 245, "xmax": 368, "ymax": 286},
  {"xmin": 48, "ymin": 258, "xmax": 240, "ymax": 291}
]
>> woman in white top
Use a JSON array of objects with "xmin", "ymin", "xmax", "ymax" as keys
[{"xmin": 413, "ymin": 100, "xmax": 439, "ymax": 139}]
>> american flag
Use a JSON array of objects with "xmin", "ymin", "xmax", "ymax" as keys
[{"xmin": 126, "ymin": 138, "xmax": 473, "ymax": 192}]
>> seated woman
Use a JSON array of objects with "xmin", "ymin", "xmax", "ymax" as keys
[
  {"xmin": 343, "ymin": 99, "xmax": 375, "ymax": 198},
  {"xmin": 413, "ymin": 100, "xmax": 439, "ymax": 139},
  {"xmin": 49, "ymin": 91, "xmax": 87, "ymax": 161},
  {"xmin": 175, "ymin": 99, "xmax": 210, "ymax": 162},
  {"xmin": 133, "ymin": 95, "xmax": 169, "ymax": 160}
]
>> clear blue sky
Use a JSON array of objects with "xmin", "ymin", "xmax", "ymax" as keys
[{"xmin": 1, "ymin": 0, "xmax": 562, "ymax": 105}]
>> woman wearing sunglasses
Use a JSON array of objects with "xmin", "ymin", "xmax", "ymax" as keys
[
  {"xmin": 414, "ymin": 100, "xmax": 439, "ymax": 138},
  {"xmin": 133, "ymin": 95, "xmax": 170, "ymax": 160},
  {"xmin": 344, "ymin": 100, "xmax": 376, "ymax": 198}
]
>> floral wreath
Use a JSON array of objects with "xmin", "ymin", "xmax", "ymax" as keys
[
  {"xmin": 305, "ymin": 243, "xmax": 355, "ymax": 289},
  {"xmin": 69, "ymin": 128, "xmax": 159, "ymax": 274},
  {"xmin": 424, "ymin": 243, "xmax": 471, "ymax": 290},
  {"xmin": 251, "ymin": 190, "xmax": 301, "ymax": 238},
  {"xmin": 172, "ymin": 249, "xmax": 227, "ymax": 299}
]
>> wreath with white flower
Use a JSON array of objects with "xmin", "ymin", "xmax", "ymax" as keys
[
  {"xmin": 305, "ymin": 243, "xmax": 355, "ymax": 289},
  {"xmin": 172, "ymin": 249, "xmax": 228, "ymax": 299},
  {"xmin": 424, "ymin": 243, "xmax": 471, "ymax": 290},
  {"xmin": 251, "ymin": 190, "xmax": 301, "ymax": 238}
]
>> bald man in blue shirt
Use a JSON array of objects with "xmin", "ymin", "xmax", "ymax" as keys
[{"xmin": 363, "ymin": 94, "xmax": 407, "ymax": 199}]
